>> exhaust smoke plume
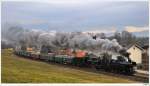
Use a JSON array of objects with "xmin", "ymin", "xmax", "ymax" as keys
[{"xmin": 2, "ymin": 25, "xmax": 122, "ymax": 53}]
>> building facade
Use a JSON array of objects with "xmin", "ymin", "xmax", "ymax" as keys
[
  {"xmin": 127, "ymin": 44, "xmax": 143, "ymax": 64},
  {"xmin": 142, "ymin": 45, "xmax": 149, "ymax": 70}
]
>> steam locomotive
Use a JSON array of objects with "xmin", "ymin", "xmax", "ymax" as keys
[{"xmin": 14, "ymin": 48, "xmax": 136, "ymax": 75}]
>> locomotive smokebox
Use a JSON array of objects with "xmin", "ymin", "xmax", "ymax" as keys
[
  {"xmin": 119, "ymin": 49, "xmax": 131, "ymax": 62},
  {"xmin": 119, "ymin": 49, "xmax": 137, "ymax": 66},
  {"xmin": 119, "ymin": 49, "xmax": 130, "ymax": 57}
]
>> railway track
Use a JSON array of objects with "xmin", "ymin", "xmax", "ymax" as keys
[
  {"xmin": 133, "ymin": 73, "xmax": 149, "ymax": 83},
  {"xmin": 94, "ymin": 69, "xmax": 149, "ymax": 83}
]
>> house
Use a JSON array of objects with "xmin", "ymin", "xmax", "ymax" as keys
[
  {"xmin": 127, "ymin": 43, "xmax": 149, "ymax": 70},
  {"xmin": 126, "ymin": 43, "xmax": 144, "ymax": 64}
]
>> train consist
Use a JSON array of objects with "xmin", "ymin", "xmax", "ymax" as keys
[{"xmin": 14, "ymin": 48, "xmax": 137, "ymax": 75}]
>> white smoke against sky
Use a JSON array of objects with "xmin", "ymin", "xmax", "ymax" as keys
[
  {"xmin": 69, "ymin": 33, "xmax": 122, "ymax": 52},
  {"xmin": 1, "ymin": 25, "xmax": 122, "ymax": 53}
]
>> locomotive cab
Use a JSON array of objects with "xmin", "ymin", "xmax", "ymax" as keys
[{"xmin": 111, "ymin": 55, "xmax": 136, "ymax": 75}]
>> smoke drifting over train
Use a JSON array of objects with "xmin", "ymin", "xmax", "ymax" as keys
[{"xmin": 2, "ymin": 26, "xmax": 122, "ymax": 53}]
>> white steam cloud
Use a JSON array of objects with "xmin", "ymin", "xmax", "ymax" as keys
[{"xmin": 2, "ymin": 25, "xmax": 122, "ymax": 53}]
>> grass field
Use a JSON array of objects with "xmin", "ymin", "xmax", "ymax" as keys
[{"xmin": 1, "ymin": 49, "xmax": 136, "ymax": 83}]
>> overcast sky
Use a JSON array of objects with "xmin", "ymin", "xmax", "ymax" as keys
[{"xmin": 2, "ymin": 0, "xmax": 149, "ymax": 36}]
